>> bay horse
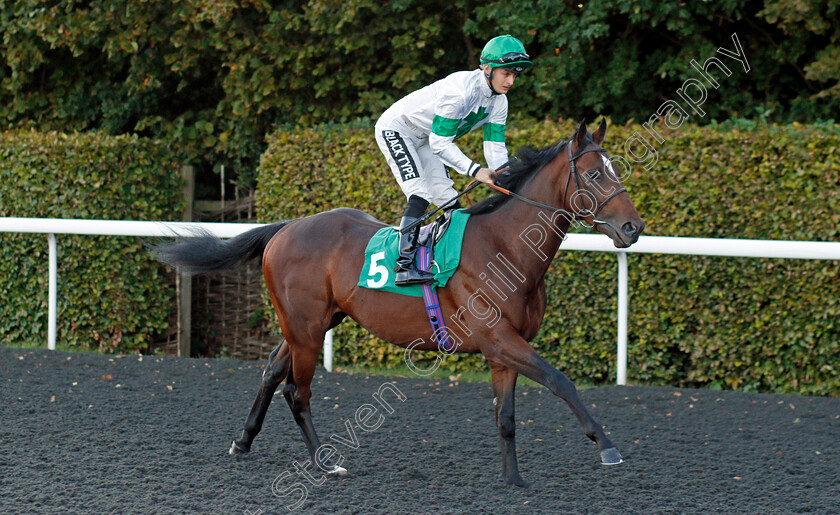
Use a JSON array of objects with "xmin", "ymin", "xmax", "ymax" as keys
[{"xmin": 153, "ymin": 119, "xmax": 644, "ymax": 487}]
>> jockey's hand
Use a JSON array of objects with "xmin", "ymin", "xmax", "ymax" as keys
[{"xmin": 475, "ymin": 167, "xmax": 496, "ymax": 185}]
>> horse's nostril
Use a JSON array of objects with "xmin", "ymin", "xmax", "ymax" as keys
[{"xmin": 621, "ymin": 222, "xmax": 637, "ymax": 236}]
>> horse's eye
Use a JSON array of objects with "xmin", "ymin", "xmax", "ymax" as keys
[{"xmin": 586, "ymin": 169, "xmax": 601, "ymax": 181}]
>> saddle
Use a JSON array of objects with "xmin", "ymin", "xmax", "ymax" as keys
[
  {"xmin": 357, "ymin": 209, "xmax": 471, "ymax": 298},
  {"xmin": 418, "ymin": 209, "xmax": 455, "ymax": 248}
]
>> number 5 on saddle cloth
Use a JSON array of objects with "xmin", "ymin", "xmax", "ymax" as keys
[{"xmin": 357, "ymin": 209, "xmax": 471, "ymax": 350}]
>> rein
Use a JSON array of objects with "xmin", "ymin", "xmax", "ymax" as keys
[
  {"xmin": 487, "ymin": 140, "xmax": 627, "ymax": 226},
  {"xmin": 400, "ymin": 181, "xmax": 482, "ymax": 233},
  {"xmin": 485, "ymin": 182, "xmax": 574, "ymax": 217},
  {"xmin": 402, "ymin": 139, "xmax": 627, "ymax": 233}
]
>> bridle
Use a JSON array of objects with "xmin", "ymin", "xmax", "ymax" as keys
[
  {"xmin": 564, "ymin": 139, "xmax": 627, "ymax": 224},
  {"xmin": 403, "ymin": 138, "xmax": 627, "ymax": 234},
  {"xmin": 488, "ymin": 139, "xmax": 627, "ymax": 226}
]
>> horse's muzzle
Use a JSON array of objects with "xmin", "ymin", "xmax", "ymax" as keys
[{"xmin": 621, "ymin": 220, "xmax": 644, "ymax": 244}]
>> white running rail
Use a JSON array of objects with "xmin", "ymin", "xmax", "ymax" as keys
[{"xmin": 2, "ymin": 217, "xmax": 840, "ymax": 382}]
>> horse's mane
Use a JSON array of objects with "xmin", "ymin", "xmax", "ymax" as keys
[{"xmin": 463, "ymin": 139, "xmax": 572, "ymax": 216}]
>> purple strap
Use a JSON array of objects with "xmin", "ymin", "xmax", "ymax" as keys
[{"xmin": 418, "ymin": 245, "xmax": 455, "ymax": 352}]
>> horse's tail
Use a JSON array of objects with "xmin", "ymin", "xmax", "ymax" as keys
[{"xmin": 150, "ymin": 220, "xmax": 293, "ymax": 275}]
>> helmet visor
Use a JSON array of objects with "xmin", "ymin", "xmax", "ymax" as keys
[
  {"xmin": 499, "ymin": 52, "xmax": 531, "ymax": 64},
  {"xmin": 482, "ymin": 51, "xmax": 532, "ymax": 73}
]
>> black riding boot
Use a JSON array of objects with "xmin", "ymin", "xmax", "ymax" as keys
[{"xmin": 394, "ymin": 215, "xmax": 435, "ymax": 286}]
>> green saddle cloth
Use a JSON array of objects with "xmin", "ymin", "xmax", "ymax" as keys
[{"xmin": 357, "ymin": 210, "xmax": 471, "ymax": 297}]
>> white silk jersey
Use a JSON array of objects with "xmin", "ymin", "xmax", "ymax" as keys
[{"xmin": 375, "ymin": 69, "xmax": 509, "ymax": 176}]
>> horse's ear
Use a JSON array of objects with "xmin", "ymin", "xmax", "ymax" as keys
[
  {"xmin": 593, "ymin": 118, "xmax": 607, "ymax": 145},
  {"xmin": 575, "ymin": 119, "xmax": 588, "ymax": 149}
]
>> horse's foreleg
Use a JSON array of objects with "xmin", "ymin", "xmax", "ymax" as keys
[
  {"xmin": 230, "ymin": 339, "xmax": 291, "ymax": 455},
  {"xmin": 282, "ymin": 343, "xmax": 347, "ymax": 476},
  {"xmin": 488, "ymin": 360, "xmax": 529, "ymax": 487},
  {"xmin": 485, "ymin": 329, "xmax": 622, "ymax": 465}
]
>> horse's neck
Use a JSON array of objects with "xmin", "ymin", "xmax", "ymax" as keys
[{"xmin": 475, "ymin": 159, "xmax": 570, "ymax": 289}]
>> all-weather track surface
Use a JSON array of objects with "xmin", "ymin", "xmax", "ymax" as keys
[{"xmin": 2, "ymin": 346, "xmax": 838, "ymax": 514}]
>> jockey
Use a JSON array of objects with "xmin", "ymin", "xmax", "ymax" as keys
[{"xmin": 375, "ymin": 34, "xmax": 532, "ymax": 286}]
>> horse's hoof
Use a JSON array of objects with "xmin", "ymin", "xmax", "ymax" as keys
[
  {"xmin": 229, "ymin": 440, "xmax": 250, "ymax": 456},
  {"xmin": 600, "ymin": 447, "xmax": 623, "ymax": 465},
  {"xmin": 326, "ymin": 465, "xmax": 348, "ymax": 476}
]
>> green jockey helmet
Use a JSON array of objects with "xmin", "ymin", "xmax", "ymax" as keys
[{"xmin": 480, "ymin": 35, "xmax": 532, "ymax": 73}]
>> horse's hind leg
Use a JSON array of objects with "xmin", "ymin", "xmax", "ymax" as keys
[
  {"xmin": 488, "ymin": 360, "xmax": 528, "ymax": 487},
  {"xmin": 230, "ymin": 339, "xmax": 291, "ymax": 455},
  {"xmin": 282, "ymin": 338, "xmax": 347, "ymax": 475}
]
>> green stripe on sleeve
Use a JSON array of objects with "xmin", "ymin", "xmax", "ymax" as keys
[
  {"xmin": 483, "ymin": 122, "xmax": 506, "ymax": 142},
  {"xmin": 432, "ymin": 115, "xmax": 461, "ymax": 137}
]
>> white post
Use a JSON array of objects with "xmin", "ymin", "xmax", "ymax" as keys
[
  {"xmin": 220, "ymin": 164, "xmax": 225, "ymax": 214},
  {"xmin": 48, "ymin": 233, "xmax": 57, "ymax": 351},
  {"xmin": 324, "ymin": 329, "xmax": 333, "ymax": 372},
  {"xmin": 617, "ymin": 252, "xmax": 628, "ymax": 385},
  {"xmin": 178, "ymin": 165, "xmax": 195, "ymax": 358}
]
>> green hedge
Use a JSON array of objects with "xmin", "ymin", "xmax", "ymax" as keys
[
  {"xmin": 0, "ymin": 130, "xmax": 184, "ymax": 353},
  {"xmin": 257, "ymin": 119, "xmax": 840, "ymax": 396},
  {"xmin": 3, "ymin": 0, "xmax": 838, "ymax": 179}
]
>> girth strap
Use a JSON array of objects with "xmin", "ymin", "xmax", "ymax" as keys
[{"xmin": 417, "ymin": 245, "xmax": 455, "ymax": 352}]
